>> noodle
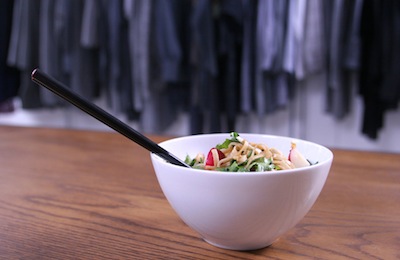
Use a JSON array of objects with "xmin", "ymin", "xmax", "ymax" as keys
[{"xmin": 185, "ymin": 132, "xmax": 310, "ymax": 172}]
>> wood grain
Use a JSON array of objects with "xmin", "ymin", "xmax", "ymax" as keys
[{"xmin": 0, "ymin": 126, "xmax": 399, "ymax": 259}]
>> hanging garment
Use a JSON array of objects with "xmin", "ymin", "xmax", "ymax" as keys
[
  {"xmin": 359, "ymin": 0, "xmax": 385, "ymax": 139},
  {"xmin": 141, "ymin": 0, "xmax": 191, "ymax": 133},
  {"xmin": 256, "ymin": 0, "xmax": 291, "ymax": 115},
  {"xmin": 8, "ymin": 0, "xmax": 101, "ymax": 108},
  {"xmin": 379, "ymin": 1, "xmax": 400, "ymax": 108},
  {"xmin": 189, "ymin": 0, "xmax": 245, "ymax": 133},
  {"xmin": 255, "ymin": 0, "xmax": 276, "ymax": 115},
  {"xmin": 273, "ymin": 0, "xmax": 294, "ymax": 107},
  {"xmin": 293, "ymin": 0, "xmax": 307, "ymax": 81},
  {"xmin": 343, "ymin": 0, "xmax": 363, "ymax": 71},
  {"xmin": 217, "ymin": 0, "xmax": 244, "ymax": 131},
  {"xmin": 359, "ymin": 0, "xmax": 400, "ymax": 139},
  {"xmin": 7, "ymin": 0, "xmax": 42, "ymax": 108},
  {"xmin": 96, "ymin": 0, "xmax": 134, "ymax": 117},
  {"xmin": 302, "ymin": 0, "xmax": 325, "ymax": 77},
  {"xmin": 0, "ymin": 0, "xmax": 20, "ymax": 111},
  {"xmin": 325, "ymin": 0, "xmax": 360, "ymax": 120},
  {"xmin": 283, "ymin": 0, "xmax": 305, "ymax": 78},
  {"xmin": 124, "ymin": 0, "xmax": 152, "ymax": 115},
  {"xmin": 240, "ymin": 0, "xmax": 258, "ymax": 114},
  {"xmin": 38, "ymin": 0, "xmax": 65, "ymax": 107},
  {"xmin": 60, "ymin": 0, "xmax": 100, "ymax": 100},
  {"xmin": 190, "ymin": 0, "xmax": 218, "ymax": 134}
]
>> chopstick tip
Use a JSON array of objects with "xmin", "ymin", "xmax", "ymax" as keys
[{"xmin": 31, "ymin": 68, "xmax": 39, "ymax": 79}]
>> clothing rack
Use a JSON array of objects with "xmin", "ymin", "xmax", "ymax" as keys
[{"xmin": 1, "ymin": 0, "xmax": 399, "ymax": 142}]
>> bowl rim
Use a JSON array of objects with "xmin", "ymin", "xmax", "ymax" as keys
[{"xmin": 151, "ymin": 133, "xmax": 334, "ymax": 176}]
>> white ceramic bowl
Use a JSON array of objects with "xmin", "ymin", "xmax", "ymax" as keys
[{"xmin": 150, "ymin": 133, "xmax": 333, "ymax": 250}]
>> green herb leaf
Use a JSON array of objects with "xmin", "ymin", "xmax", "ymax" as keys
[
  {"xmin": 184, "ymin": 155, "xmax": 195, "ymax": 166},
  {"xmin": 248, "ymin": 158, "xmax": 275, "ymax": 172},
  {"xmin": 216, "ymin": 132, "xmax": 241, "ymax": 149}
]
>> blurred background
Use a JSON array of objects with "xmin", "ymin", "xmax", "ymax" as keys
[{"xmin": 1, "ymin": 0, "xmax": 400, "ymax": 153}]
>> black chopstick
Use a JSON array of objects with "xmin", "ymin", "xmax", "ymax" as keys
[{"xmin": 31, "ymin": 68, "xmax": 190, "ymax": 168}]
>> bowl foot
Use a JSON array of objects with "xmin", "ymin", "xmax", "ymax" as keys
[{"xmin": 203, "ymin": 238, "xmax": 274, "ymax": 251}]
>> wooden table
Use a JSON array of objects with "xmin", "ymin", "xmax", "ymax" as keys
[{"xmin": 0, "ymin": 126, "xmax": 399, "ymax": 259}]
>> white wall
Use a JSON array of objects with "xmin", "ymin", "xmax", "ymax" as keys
[
  {"xmin": 301, "ymin": 73, "xmax": 400, "ymax": 153},
  {"xmin": 1, "ymin": 73, "xmax": 399, "ymax": 153},
  {"xmin": 234, "ymin": 72, "xmax": 400, "ymax": 153}
]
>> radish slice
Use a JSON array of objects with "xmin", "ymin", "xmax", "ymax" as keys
[
  {"xmin": 288, "ymin": 142, "xmax": 310, "ymax": 168},
  {"xmin": 206, "ymin": 148, "xmax": 225, "ymax": 167}
]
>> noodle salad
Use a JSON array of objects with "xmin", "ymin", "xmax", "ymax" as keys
[{"xmin": 184, "ymin": 132, "xmax": 314, "ymax": 172}]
